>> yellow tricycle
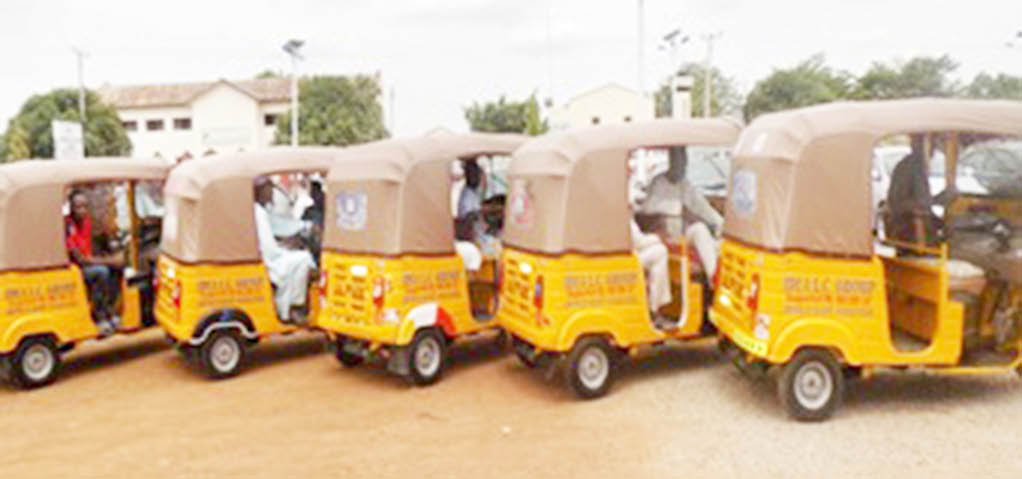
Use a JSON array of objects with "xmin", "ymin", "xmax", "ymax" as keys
[
  {"xmin": 499, "ymin": 118, "xmax": 740, "ymax": 398},
  {"xmin": 713, "ymin": 99, "xmax": 1022, "ymax": 421},
  {"xmin": 316, "ymin": 133, "xmax": 524, "ymax": 385},
  {"xmin": 0, "ymin": 158, "xmax": 170, "ymax": 388},
  {"xmin": 157, "ymin": 148, "xmax": 340, "ymax": 378}
]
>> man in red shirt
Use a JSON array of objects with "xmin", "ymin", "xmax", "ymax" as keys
[{"xmin": 66, "ymin": 190, "xmax": 123, "ymax": 334}]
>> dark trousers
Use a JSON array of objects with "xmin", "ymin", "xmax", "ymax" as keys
[{"xmin": 82, "ymin": 265, "xmax": 118, "ymax": 322}]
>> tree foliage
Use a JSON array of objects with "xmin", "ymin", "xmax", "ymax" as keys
[
  {"xmin": 464, "ymin": 94, "xmax": 548, "ymax": 136},
  {"xmin": 274, "ymin": 74, "xmax": 389, "ymax": 146},
  {"xmin": 965, "ymin": 72, "xmax": 1022, "ymax": 100},
  {"xmin": 654, "ymin": 63, "xmax": 742, "ymax": 118},
  {"xmin": 743, "ymin": 54, "xmax": 852, "ymax": 121},
  {"xmin": 256, "ymin": 69, "xmax": 283, "ymax": 79},
  {"xmin": 3, "ymin": 89, "xmax": 131, "ymax": 159},
  {"xmin": 852, "ymin": 55, "xmax": 960, "ymax": 100}
]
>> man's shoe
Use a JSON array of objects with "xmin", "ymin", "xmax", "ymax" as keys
[
  {"xmin": 653, "ymin": 313, "xmax": 679, "ymax": 332},
  {"xmin": 97, "ymin": 320, "xmax": 115, "ymax": 337}
]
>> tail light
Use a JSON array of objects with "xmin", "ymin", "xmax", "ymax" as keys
[
  {"xmin": 533, "ymin": 275, "xmax": 544, "ymax": 310},
  {"xmin": 171, "ymin": 280, "xmax": 182, "ymax": 308},
  {"xmin": 496, "ymin": 262, "xmax": 505, "ymax": 295},
  {"xmin": 319, "ymin": 270, "xmax": 328, "ymax": 288},
  {"xmin": 372, "ymin": 276, "xmax": 387, "ymax": 309},
  {"xmin": 712, "ymin": 268, "xmax": 721, "ymax": 290},
  {"xmin": 746, "ymin": 273, "xmax": 760, "ymax": 311}
]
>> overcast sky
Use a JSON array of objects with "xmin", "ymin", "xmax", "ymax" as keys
[{"xmin": 1, "ymin": 0, "xmax": 1021, "ymax": 137}]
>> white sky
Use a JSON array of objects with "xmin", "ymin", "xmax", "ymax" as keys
[{"xmin": 1, "ymin": 0, "xmax": 1021, "ymax": 138}]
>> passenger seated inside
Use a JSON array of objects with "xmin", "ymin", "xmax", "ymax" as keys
[
  {"xmin": 886, "ymin": 134, "xmax": 941, "ymax": 248},
  {"xmin": 636, "ymin": 146, "xmax": 722, "ymax": 277},
  {"xmin": 66, "ymin": 189, "xmax": 124, "ymax": 335},
  {"xmin": 630, "ymin": 215, "xmax": 673, "ymax": 330},
  {"xmin": 253, "ymin": 177, "xmax": 317, "ymax": 324},
  {"xmin": 454, "ymin": 212, "xmax": 483, "ymax": 273}
]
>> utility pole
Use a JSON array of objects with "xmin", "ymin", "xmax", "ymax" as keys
[
  {"xmin": 73, "ymin": 47, "xmax": 87, "ymax": 122},
  {"xmin": 282, "ymin": 39, "xmax": 305, "ymax": 147},
  {"xmin": 389, "ymin": 86, "xmax": 396, "ymax": 134},
  {"xmin": 637, "ymin": 0, "xmax": 645, "ymax": 93},
  {"xmin": 700, "ymin": 32, "xmax": 722, "ymax": 118}
]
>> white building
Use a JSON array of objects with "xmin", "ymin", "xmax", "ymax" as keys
[
  {"xmin": 547, "ymin": 83, "xmax": 654, "ymax": 131},
  {"xmin": 98, "ymin": 78, "xmax": 291, "ymax": 160}
]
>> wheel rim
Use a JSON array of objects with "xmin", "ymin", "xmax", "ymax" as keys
[
  {"xmin": 793, "ymin": 361, "xmax": 833, "ymax": 411},
  {"xmin": 414, "ymin": 336, "xmax": 442, "ymax": 377},
  {"xmin": 210, "ymin": 336, "xmax": 241, "ymax": 373},
  {"xmin": 577, "ymin": 346, "xmax": 609, "ymax": 391},
  {"xmin": 22, "ymin": 343, "xmax": 55, "ymax": 382}
]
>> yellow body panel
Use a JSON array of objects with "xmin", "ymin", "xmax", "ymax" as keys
[
  {"xmin": 498, "ymin": 247, "xmax": 705, "ymax": 353},
  {"xmin": 711, "ymin": 240, "xmax": 966, "ymax": 367},
  {"xmin": 316, "ymin": 251, "xmax": 497, "ymax": 347},
  {"xmin": 156, "ymin": 255, "xmax": 295, "ymax": 342},
  {"xmin": 0, "ymin": 265, "xmax": 147, "ymax": 353}
]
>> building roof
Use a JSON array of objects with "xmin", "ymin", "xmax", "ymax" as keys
[
  {"xmin": 97, "ymin": 78, "xmax": 291, "ymax": 109},
  {"xmin": 557, "ymin": 82, "xmax": 649, "ymax": 109}
]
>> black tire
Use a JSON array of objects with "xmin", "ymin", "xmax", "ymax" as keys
[
  {"xmin": 334, "ymin": 338, "xmax": 364, "ymax": 367},
  {"xmin": 565, "ymin": 337, "xmax": 618, "ymax": 399},
  {"xmin": 199, "ymin": 330, "xmax": 246, "ymax": 379},
  {"xmin": 777, "ymin": 349, "xmax": 845, "ymax": 422},
  {"xmin": 11, "ymin": 336, "xmax": 61, "ymax": 389},
  {"xmin": 407, "ymin": 329, "xmax": 447, "ymax": 386}
]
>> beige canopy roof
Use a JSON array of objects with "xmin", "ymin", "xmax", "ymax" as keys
[
  {"xmin": 0, "ymin": 157, "xmax": 171, "ymax": 271},
  {"xmin": 161, "ymin": 148, "xmax": 345, "ymax": 263},
  {"xmin": 504, "ymin": 118, "xmax": 741, "ymax": 254},
  {"xmin": 323, "ymin": 133, "xmax": 527, "ymax": 255},
  {"xmin": 724, "ymin": 98, "xmax": 1022, "ymax": 257}
]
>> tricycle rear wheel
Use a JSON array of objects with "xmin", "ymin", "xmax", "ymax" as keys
[
  {"xmin": 565, "ymin": 337, "xmax": 618, "ymax": 399},
  {"xmin": 11, "ymin": 337, "xmax": 61, "ymax": 389},
  {"xmin": 777, "ymin": 349, "xmax": 844, "ymax": 422}
]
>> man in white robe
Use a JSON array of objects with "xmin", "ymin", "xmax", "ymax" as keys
[
  {"xmin": 637, "ymin": 146, "xmax": 723, "ymax": 278},
  {"xmin": 631, "ymin": 219, "xmax": 671, "ymax": 314},
  {"xmin": 254, "ymin": 179, "xmax": 317, "ymax": 323}
]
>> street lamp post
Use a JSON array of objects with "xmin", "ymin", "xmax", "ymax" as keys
[
  {"xmin": 72, "ymin": 47, "xmax": 87, "ymax": 122},
  {"xmin": 282, "ymin": 39, "xmax": 305, "ymax": 147},
  {"xmin": 700, "ymin": 32, "xmax": 722, "ymax": 118}
]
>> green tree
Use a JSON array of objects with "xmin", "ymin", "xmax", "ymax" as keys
[
  {"xmin": 4, "ymin": 89, "xmax": 131, "ymax": 158},
  {"xmin": 852, "ymin": 55, "xmax": 960, "ymax": 100},
  {"xmin": 654, "ymin": 63, "xmax": 742, "ymax": 118},
  {"xmin": 274, "ymin": 74, "xmax": 389, "ymax": 146},
  {"xmin": 464, "ymin": 93, "xmax": 549, "ymax": 136},
  {"xmin": 743, "ymin": 54, "xmax": 852, "ymax": 121},
  {"xmin": 965, "ymin": 72, "xmax": 1022, "ymax": 100},
  {"xmin": 3, "ymin": 122, "xmax": 31, "ymax": 161},
  {"xmin": 256, "ymin": 69, "xmax": 283, "ymax": 79}
]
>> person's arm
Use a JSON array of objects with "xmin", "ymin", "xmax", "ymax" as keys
[
  {"xmin": 911, "ymin": 158, "xmax": 935, "ymax": 216},
  {"xmin": 254, "ymin": 204, "xmax": 283, "ymax": 259},
  {"xmin": 681, "ymin": 179, "xmax": 724, "ymax": 233},
  {"xmin": 630, "ymin": 219, "xmax": 662, "ymax": 250}
]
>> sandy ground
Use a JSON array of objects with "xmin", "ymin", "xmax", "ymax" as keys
[{"xmin": 2, "ymin": 330, "xmax": 1022, "ymax": 478}]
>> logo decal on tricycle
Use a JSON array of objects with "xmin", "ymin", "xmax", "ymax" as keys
[
  {"xmin": 508, "ymin": 179, "xmax": 534, "ymax": 230},
  {"xmin": 4, "ymin": 281, "xmax": 78, "ymax": 315},
  {"xmin": 336, "ymin": 190, "xmax": 368, "ymax": 231},
  {"xmin": 731, "ymin": 169, "xmax": 757, "ymax": 218},
  {"xmin": 562, "ymin": 272, "xmax": 639, "ymax": 309},
  {"xmin": 782, "ymin": 276, "xmax": 875, "ymax": 316}
]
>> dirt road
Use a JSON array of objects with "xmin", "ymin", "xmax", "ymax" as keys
[{"xmin": 2, "ymin": 330, "xmax": 1021, "ymax": 478}]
